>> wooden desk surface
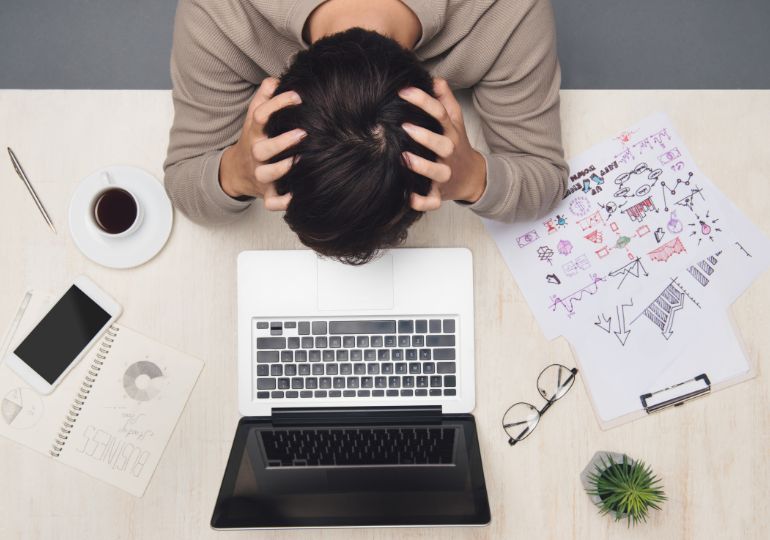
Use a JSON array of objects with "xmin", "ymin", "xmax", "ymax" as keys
[{"xmin": 0, "ymin": 90, "xmax": 768, "ymax": 539}]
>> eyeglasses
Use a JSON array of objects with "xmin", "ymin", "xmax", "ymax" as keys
[{"xmin": 502, "ymin": 364, "xmax": 578, "ymax": 446}]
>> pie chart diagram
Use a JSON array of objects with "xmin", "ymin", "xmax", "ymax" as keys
[
  {"xmin": 2, "ymin": 387, "xmax": 43, "ymax": 429},
  {"xmin": 123, "ymin": 361, "xmax": 164, "ymax": 401}
]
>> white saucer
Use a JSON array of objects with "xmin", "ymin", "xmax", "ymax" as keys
[{"xmin": 68, "ymin": 166, "xmax": 173, "ymax": 269}]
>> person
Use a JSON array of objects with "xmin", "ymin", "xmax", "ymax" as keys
[{"xmin": 164, "ymin": 0, "xmax": 568, "ymax": 264}]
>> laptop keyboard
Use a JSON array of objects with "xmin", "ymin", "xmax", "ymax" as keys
[
  {"xmin": 260, "ymin": 426, "xmax": 457, "ymax": 467},
  {"xmin": 253, "ymin": 317, "xmax": 458, "ymax": 400}
]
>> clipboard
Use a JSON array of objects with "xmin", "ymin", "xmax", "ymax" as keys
[{"xmin": 571, "ymin": 309, "xmax": 757, "ymax": 430}]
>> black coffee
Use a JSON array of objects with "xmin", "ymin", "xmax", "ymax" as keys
[{"xmin": 93, "ymin": 188, "xmax": 138, "ymax": 234}]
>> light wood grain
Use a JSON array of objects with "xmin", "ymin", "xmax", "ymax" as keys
[{"xmin": 0, "ymin": 90, "xmax": 768, "ymax": 540}]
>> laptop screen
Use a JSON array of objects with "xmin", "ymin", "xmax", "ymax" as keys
[{"xmin": 211, "ymin": 414, "xmax": 490, "ymax": 528}]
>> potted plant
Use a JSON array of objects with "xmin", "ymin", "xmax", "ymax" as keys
[{"xmin": 580, "ymin": 451, "xmax": 666, "ymax": 526}]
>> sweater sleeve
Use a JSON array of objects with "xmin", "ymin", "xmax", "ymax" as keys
[
  {"xmin": 163, "ymin": 0, "xmax": 264, "ymax": 224},
  {"xmin": 466, "ymin": 0, "xmax": 568, "ymax": 223}
]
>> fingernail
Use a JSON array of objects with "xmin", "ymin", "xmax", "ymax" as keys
[
  {"xmin": 289, "ymin": 91, "xmax": 302, "ymax": 104},
  {"xmin": 402, "ymin": 123, "xmax": 416, "ymax": 133},
  {"xmin": 399, "ymin": 88, "xmax": 415, "ymax": 98},
  {"xmin": 401, "ymin": 152, "xmax": 411, "ymax": 166},
  {"xmin": 294, "ymin": 129, "xmax": 307, "ymax": 141}
]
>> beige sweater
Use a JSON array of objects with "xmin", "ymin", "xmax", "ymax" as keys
[{"xmin": 163, "ymin": 0, "xmax": 568, "ymax": 224}]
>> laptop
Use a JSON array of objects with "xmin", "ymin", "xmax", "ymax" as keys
[{"xmin": 211, "ymin": 248, "xmax": 490, "ymax": 529}]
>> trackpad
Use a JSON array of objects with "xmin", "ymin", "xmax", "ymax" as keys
[{"xmin": 317, "ymin": 254, "xmax": 394, "ymax": 311}]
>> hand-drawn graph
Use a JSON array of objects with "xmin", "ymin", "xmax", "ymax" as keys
[
  {"xmin": 612, "ymin": 162, "xmax": 663, "ymax": 199},
  {"xmin": 621, "ymin": 197, "xmax": 657, "ymax": 222},
  {"xmin": 562, "ymin": 254, "xmax": 591, "ymax": 277},
  {"xmin": 123, "ymin": 361, "xmax": 165, "ymax": 402},
  {"xmin": 608, "ymin": 258, "xmax": 649, "ymax": 289},
  {"xmin": 735, "ymin": 242, "xmax": 752, "ymax": 257},
  {"xmin": 548, "ymin": 274, "xmax": 606, "ymax": 317},
  {"xmin": 687, "ymin": 252, "xmax": 721, "ymax": 287},
  {"xmin": 660, "ymin": 172, "xmax": 693, "ymax": 211},
  {"xmin": 632, "ymin": 278, "xmax": 700, "ymax": 340},
  {"xmin": 578, "ymin": 211, "xmax": 604, "ymax": 231},
  {"xmin": 1, "ymin": 387, "xmax": 43, "ymax": 429},
  {"xmin": 516, "ymin": 230, "xmax": 539, "ymax": 248},
  {"xmin": 648, "ymin": 236, "xmax": 686, "ymax": 262},
  {"xmin": 569, "ymin": 196, "xmax": 592, "ymax": 217}
]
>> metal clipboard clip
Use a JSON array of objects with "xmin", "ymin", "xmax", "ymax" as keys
[{"xmin": 640, "ymin": 373, "xmax": 711, "ymax": 414}]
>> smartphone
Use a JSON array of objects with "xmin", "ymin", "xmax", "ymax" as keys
[{"xmin": 5, "ymin": 276, "xmax": 121, "ymax": 394}]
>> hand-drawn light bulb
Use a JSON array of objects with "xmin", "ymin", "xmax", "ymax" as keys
[{"xmin": 699, "ymin": 220, "xmax": 712, "ymax": 235}]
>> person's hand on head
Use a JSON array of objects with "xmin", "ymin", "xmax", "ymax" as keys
[
  {"xmin": 219, "ymin": 77, "xmax": 306, "ymax": 211},
  {"xmin": 398, "ymin": 78, "xmax": 487, "ymax": 211}
]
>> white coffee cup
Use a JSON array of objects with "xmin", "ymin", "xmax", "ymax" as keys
[{"xmin": 90, "ymin": 171, "xmax": 144, "ymax": 238}]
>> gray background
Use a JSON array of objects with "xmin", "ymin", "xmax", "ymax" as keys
[{"xmin": 1, "ymin": 0, "xmax": 768, "ymax": 89}]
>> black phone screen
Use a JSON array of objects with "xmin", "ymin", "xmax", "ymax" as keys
[{"xmin": 14, "ymin": 285, "xmax": 111, "ymax": 384}]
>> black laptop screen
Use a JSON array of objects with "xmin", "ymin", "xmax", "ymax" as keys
[{"xmin": 211, "ymin": 414, "xmax": 490, "ymax": 529}]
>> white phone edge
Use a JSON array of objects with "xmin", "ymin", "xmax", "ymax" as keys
[{"xmin": 4, "ymin": 275, "xmax": 122, "ymax": 395}]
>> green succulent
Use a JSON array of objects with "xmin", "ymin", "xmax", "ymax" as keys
[{"xmin": 586, "ymin": 454, "xmax": 666, "ymax": 527}]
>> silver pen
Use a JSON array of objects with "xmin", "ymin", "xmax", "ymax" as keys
[{"xmin": 7, "ymin": 147, "xmax": 56, "ymax": 233}]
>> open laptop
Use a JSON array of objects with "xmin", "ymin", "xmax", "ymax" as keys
[{"xmin": 211, "ymin": 248, "xmax": 490, "ymax": 529}]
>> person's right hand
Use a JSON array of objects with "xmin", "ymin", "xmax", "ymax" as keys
[{"xmin": 219, "ymin": 77, "xmax": 306, "ymax": 210}]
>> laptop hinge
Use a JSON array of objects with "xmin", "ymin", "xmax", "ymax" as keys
[{"xmin": 271, "ymin": 406, "xmax": 442, "ymax": 425}]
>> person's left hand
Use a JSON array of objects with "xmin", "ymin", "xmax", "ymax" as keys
[{"xmin": 398, "ymin": 78, "xmax": 487, "ymax": 211}]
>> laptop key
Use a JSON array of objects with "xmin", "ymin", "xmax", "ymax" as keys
[
  {"xmin": 351, "ymin": 349, "xmax": 363, "ymax": 361},
  {"xmin": 329, "ymin": 390, "xmax": 342, "ymax": 398},
  {"xmin": 300, "ymin": 391, "xmax": 312, "ymax": 398},
  {"xmin": 384, "ymin": 335, "xmax": 396, "ymax": 347},
  {"xmin": 409, "ymin": 363, "xmax": 421, "ymax": 374},
  {"xmin": 326, "ymin": 364, "xmax": 338, "ymax": 375},
  {"xmin": 423, "ymin": 362, "xmax": 435, "ymax": 374},
  {"xmin": 329, "ymin": 320, "xmax": 396, "ymax": 334},
  {"xmin": 358, "ymin": 390, "xmax": 371, "ymax": 397},
  {"xmin": 315, "ymin": 337, "xmax": 328, "ymax": 348},
  {"xmin": 312, "ymin": 321, "xmax": 327, "ymax": 335},
  {"xmin": 375, "ymin": 377, "xmax": 387, "ymax": 388},
  {"xmin": 298, "ymin": 364, "xmax": 310, "ymax": 376},
  {"xmin": 278, "ymin": 378, "xmax": 290, "ymax": 389},
  {"xmin": 415, "ymin": 320, "xmax": 427, "ymax": 333},
  {"xmin": 386, "ymin": 390, "xmax": 399, "ymax": 397},
  {"xmin": 257, "ymin": 391, "xmax": 269, "ymax": 399},
  {"xmin": 285, "ymin": 365, "xmax": 296, "ymax": 376},
  {"xmin": 378, "ymin": 350, "xmax": 390, "ymax": 361},
  {"xmin": 430, "ymin": 376, "xmax": 442, "ymax": 388},
  {"xmin": 444, "ymin": 376, "xmax": 456, "ymax": 387},
  {"xmin": 323, "ymin": 350, "xmax": 335, "ymax": 362},
  {"xmin": 340, "ymin": 364, "xmax": 352, "ymax": 375},
  {"xmin": 398, "ymin": 320, "xmax": 414, "ymax": 334},
  {"xmin": 437, "ymin": 362, "xmax": 455, "ymax": 374},
  {"xmin": 286, "ymin": 391, "xmax": 298, "ymax": 398},
  {"xmin": 343, "ymin": 336, "xmax": 356, "ymax": 348},
  {"xmin": 330, "ymin": 336, "xmax": 341, "ymax": 348},
  {"xmin": 343, "ymin": 390, "xmax": 356, "ymax": 397},
  {"xmin": 298, "ymin": 321, "xmax": 310, "ymax": 335},
  {"xmin": 257, "ymin": 337, "xmax": 285, "ymax": 349},
  {"xmin": 284, "ymin": 321, "xmax": 296, "ymax": 329},
  {"xmin": 333, "ymin": 377, "xmax": 345, "ymax": 389},
  {"xmin": 433, "ymin": 348, "xmax": 456, "ymax": 360},
  {"xmin": 288, "ymin": 337, "xmax": 300, "ymax": 349},
  {"xmin": 353, "ymin": 363, "xmax": 366, "ymax": 375},
  {"xmin": 291, "ymin": 378, "xmax": 304, "ymax": 389},
  {"xmin": 398, "ymin": 335, "xmax": 410, "ymax": 347},
  {"xmin": 301, "ymin": 337, "xmax": 314, "ymax": 348},
  {"xmin": 281, "ymin": 351, "xmax": 293, "ymax": 362},
  {"xmin": 444, "ymin": 389, "xmax": 457, "ymax": 396},
  {"xmin": 312, "ymin": 364, "xmax": 324, "ymax": 375},
  {"xmin": 257, "ymin": 365, "xmax": 269, "ymax": 376},
  {"xmin": 371, "ymin": 336, "xmax": 383, "ymax": 347},
  {"xmin": 416, "ymin": 389, "xmax": 428, "ymax": 396},
  {"xmin": 388, "ymin": 376, "xmax": 401, "ymax": 388},
  {"xmin": 382, "ymin": 363, "xmax": 394, "ymax": 374},
  {"xmin": 403, "ymin": 376, "xmax": 415, "ymax": 388},
  {"xmin": 429, "ymin": 319, "xmax": 441, "ymax": 333},
  {"xmin": 392, "ymin": 349, "xmax": 403, "ymax": 361},
  {"xmin": 256, "ymin": 321, "xmax": 269, "ymax": 329},
  {"xmin": 320, "ymin": 377, "xmax": 331, "ymax": 389},
  {"xmin": 412, "ymin": 335, "xmax": 424, "ymax": 347},
  {"xmin": 429, "ymin": 389, "xmax": 441, "ymax": 396},
  {"xmin": 270, "ymin": 365, "xmax": 282, "ymax": 376},
  {"xmin": 361, "ymin": 377, "xmax": 373, "ymax": 388},
  {"xmin": 356, "ymin": 336, "xmax": 369, "ymax": 348},
  {"xmin": 309, "ymin": 350, "xmax": 321, "ymax": 362},
  {"xmin": 364, "ymin": 349, "xmax": 376, "ymax": 361},
  {"xmin": 443, "ymin": 319, "xmax": 456, "ymax": 333},
  {"xmin": 295, "ymin": 350, "xmax": 307, "ymax": 362},
  {"xmin": 367, "ymin": 364, "xmax": 380, "ymax": 375},
  {"xmin": 373, "ymin": 390, "xmax": 385, "ymax": 397},
  {"xmin": 419, "ymin": 349, "xmax": 431, "ymax": 360},
  {"xmin": 306, "ymin": 377, "xmax": 318, "ymax": 389},
  {"xmin": 427, "ymin": 335, "xmax": 455, "ymax": 347},
  {"xmin": 406, "ymin": 349, "xmax": 417, "ymax": 360},
  {"xmin": 417, "ymin": 376, "xmax": 428, "ymax": 388},
  {"xmin": 346, "ymin": 377, "xmax": 359, "ymax": 389},
  {"xmin": 336, "ymin": 350, "xmax": 349, "ymax": 362},
  {"xmin": 314, "ymin": 390, "xmax": 327, "ymax": 398},
  {"xmin": 395, "ymin": 363, "xmax": 407, "ymax": 374},
  {"xmin": 401, "ymin": 389, "xmax": 414, "ymax": 397},
  {"xmin": 257, "ymin": 378, "xmax": 276, "ymax": 390},
  {"xmin": 271, "ymin": 391, "xmax": 285, "ymax": 398}
]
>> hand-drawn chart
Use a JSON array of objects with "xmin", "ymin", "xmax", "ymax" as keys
[
  {"xmin": 1, "ymin": 387, "xmax": 43, "ymax": 429},
  {"xmin": 123, "ymin": 361, "xmax": 165, "ymax": 402}
]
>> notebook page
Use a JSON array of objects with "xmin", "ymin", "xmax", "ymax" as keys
[{"xmin": 58, "ymin": 324, "xmax": 202, "ymax": 497}]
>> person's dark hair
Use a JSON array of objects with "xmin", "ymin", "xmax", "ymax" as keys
[{"xmin": 264, "ymin": 28, "xmax": 442, "ymax": 265}]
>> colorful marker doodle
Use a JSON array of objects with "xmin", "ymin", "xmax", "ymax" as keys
[
  {"xmin": 615, "ymin": 130, "xmax": 637, "ymax": 145},
  {"xmin": 548, "ymin": 274, "xmax": 606, "ymax": 317},
  {"xmin": 595, "ymin": 246, "xmax": 611, "ymax": 259},
  {"xmin": 609, "ymin": 222, "xmax": 619, "ymax": 232},
  {"xmin": 556, "ymin": 215, "xmax": 568, "ymax": 228},
  {"xmin": 654, "ymin": 227, "xmax": 665, "ymax": 243},
  {"xmin": 584, "ymin": 230, "xmax": 603, "ymax": 244},
  {"xmin": 615, "ymin": 236, "xmax": 631, "ymax": 249},
  {"xmin": 688, "ymin": 211, "xmax": 721, "ymax": 246},
  {"xmin": 557, "ymin": 239, "xmax": 573, "ymax": 256},
  {"xmin": 562, "ymin": 254, "xmax": 591, "ymax": 277},
  {"xmin": 537, "ymin": 246, "xmax": 555, "ymax": 265},
  {"xmin": 648, "ymin": 236, "xmax": 686, "ymax": 263},
  {"xmin": 581, "ymin": 173, "xmax": 605, "ymax": 195},
  {"xmin": 578, "ymin": 211, "xmax": 604, "ymax": 231},
  {"xmin": 632, "ymin": 278, "xmax": 700, "ymax": 340},
  {"xmin": 615, "ymin": 147, "xmax": 634, "ymax": 165},
  {"xmin": 569, "ymin": 196, "xmax": 592, "ymax": 217},
  {"xmin": 612, "ymin": 162, "xmax": 663, "ymax": 199},
  {"xmin": 660, "ymin": 172, "xmax": 693, "ymax": 211},
  {"xmin": 516, "ymin": 229, "xmax": 539, "ymax": 248},
  {"xmin": 599, "ymin": 200, "xmax": 626, "ymax": 219},
  {"xmin": 543, "ymin": 218, "xmax": 557, "ymax": 235},
  {"xmin": 621, "ymin": 196, "xmax": 657, "ymax": 222},
  {"xmin": 667, "ymin": 212, "xmax": 683, "ymax": 233},
  {"xmin": 546, "ymin": 273, "xmax": 561, "ymax": 285},
  {"xmin": 672, "ymin": 185, "xmax": 705, "ymax": 212},
  {"xmin": 608, "ymin": 258, "xmax": 649, "ymax": 289},
  {"xmin": 635, "ymin": 225, "xmax": 651, "ymax": 238},
  {"xmin": 658, "ymin": 147, "xmax": 682, "ymax": 166}
]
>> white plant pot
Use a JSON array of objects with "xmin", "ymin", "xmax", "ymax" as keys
[{"xmin": 580, "ymin": 451, "xmax": 632, "ymax": 516}]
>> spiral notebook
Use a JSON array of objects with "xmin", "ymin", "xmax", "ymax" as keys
[{"xmin": 0, "ymin": 290, "xmax": 203, "ymax": 496}]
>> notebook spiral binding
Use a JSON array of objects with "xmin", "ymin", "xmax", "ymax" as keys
[{"xmin": 49, "ymin": 325, "xmax": 120, "ymax": 458}]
